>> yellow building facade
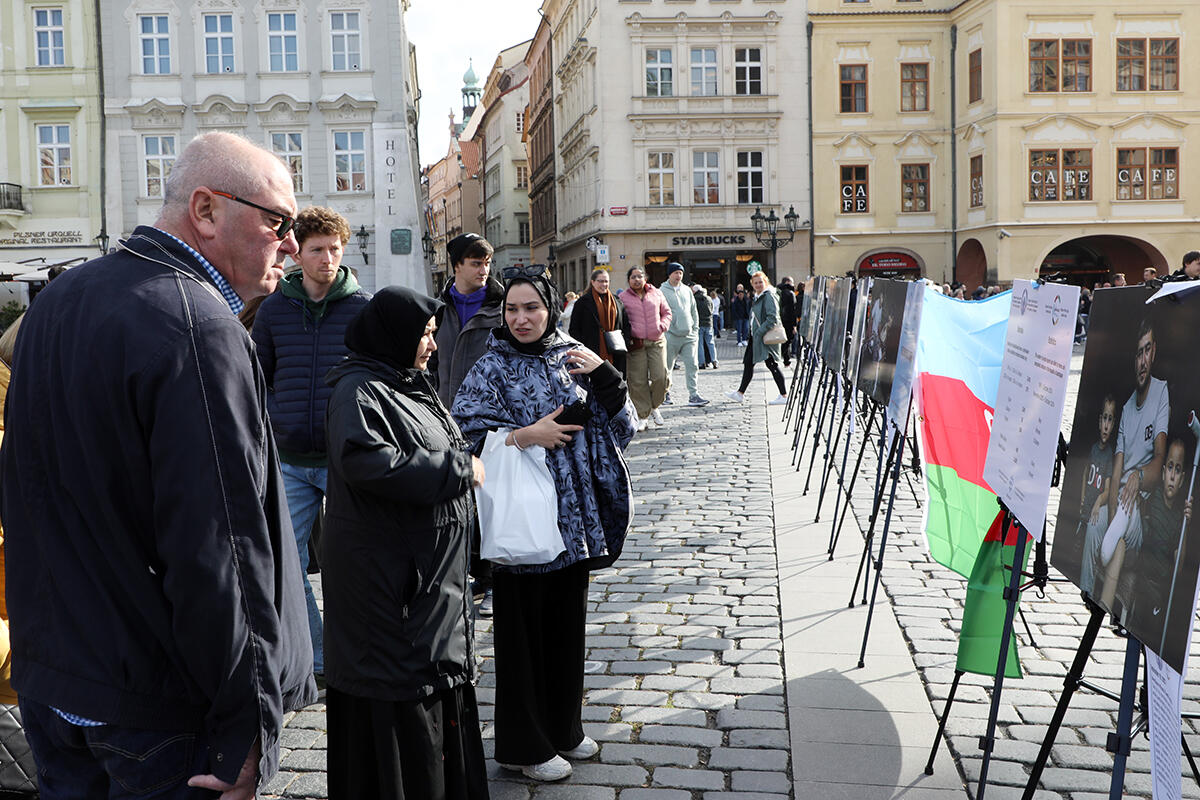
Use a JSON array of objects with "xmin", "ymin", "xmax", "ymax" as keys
[
  {"xmin": 811, "ymin": 0, "xmax": 1200, "ymax": 287},
  {"xmin": 0, "ymin": 0, "xmax": 105, "ymax": 278}
]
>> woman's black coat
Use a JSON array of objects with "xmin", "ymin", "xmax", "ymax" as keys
[
  {"xmin": 568, "ymin": 290, "xmax": 634, "ymax": 375},
  {"xmin": 322, "ymin": 356, "xmax": 476, "ymax": 701}
]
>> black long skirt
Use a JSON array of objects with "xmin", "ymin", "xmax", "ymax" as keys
[{"xmin": 326, "ymin": 682, "xmax": 490, "ymax": 800}]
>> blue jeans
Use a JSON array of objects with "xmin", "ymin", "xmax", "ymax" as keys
[
  {"xmin": 19, "ymin": 697, "xmax": 215, "ymax": 799},
  {"xmin": 698, "ymin": 326, "xmax": 715, "ymax": 366},
  {"xmin": 735, "ymin": 319, "xmax": 750, "ymax": 344},
  {"xmin": 281, "ymin": 461, "xmax": 326, "ymax": 674}
]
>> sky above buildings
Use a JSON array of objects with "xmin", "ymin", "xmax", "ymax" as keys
[{"xmin": 407, "ymin": 0, "xmax": 542, "ymax": 168}]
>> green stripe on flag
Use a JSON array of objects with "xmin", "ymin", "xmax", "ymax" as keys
[
  {"xmin": 923, "ymin": 463, "xmax": 998, "ymax": 578},
  {"xmin": 956, "ymin": 530, "xmax": 1032, "ymax": 678}
]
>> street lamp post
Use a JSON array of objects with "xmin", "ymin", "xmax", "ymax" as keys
[
  {"xmin": 356, "ymin": 225, "xmax": 370, "ymax": 265},
  {"xmin": 750, "ymin": 205, "xmax": 800, "ymax": 282}
]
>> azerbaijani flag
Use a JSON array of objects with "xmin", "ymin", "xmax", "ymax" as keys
[
  {"xmin": 915, "ymin": 288, "xmax": 1011, "ymax": 577},
  {"xmin": 956, "ymin": 510, "xmax": 1032, "ymax": 678}
]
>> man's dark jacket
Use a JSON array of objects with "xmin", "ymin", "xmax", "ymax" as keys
[
  {"xmin": 778, "ymin": 285, "xmax": 797, "ymax": 334},
  {"xmin": 730, "ymin": 293, "xmax": 751, "ymax": 322},
  {"xmin": 250, "ymin": 266, "xmax": 370, "ymax": 465},
  {"xmin": 568, "ymin": 290, "xmax": 633, "ymax": 375},
  {"xmin": 0, "ymin": 227, "xmax": 317, "ymax": 785},
  {"xmin": 431, "ymin": 278, "xmax": 504, "ymax": 406}
]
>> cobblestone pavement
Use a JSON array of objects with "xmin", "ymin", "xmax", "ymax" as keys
[{"xmin": 263, "ymin": 334, "xmax": 1200, "ymax": 800}]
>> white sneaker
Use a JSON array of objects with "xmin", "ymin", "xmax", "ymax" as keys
[
  {"xmin": 636, "ymin": 417, "xmax": 649, "ymax": 432},
  {"xmin": 500, "ymin": 755, "xmax": 572, "ymax": 782},
  {"xmin": 560, "ymin": 736, "xmax": 599, "ymax": 760},
  {"xmin": 768, "ymin": 394, "xmax": 788, "ymax": 405},
  {"xmin": 726, "ymin": 390, "xmax": 745, "ymax": 402},
  {"xmin": 650, "ymin": 408, "xmax": 665, "ymax": 426}
]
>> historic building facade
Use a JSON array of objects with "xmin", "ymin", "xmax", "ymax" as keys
[
  {"xmin": 810, "ymin": 0, "xmax": 1200, "ymax": 287},
  {"xmin": 99, "ymin": 0, "xmax": 428, "ymax": 292},
  {"xmin": 524, "ymin": 16, "xmax": 557, "ymax": 280},
  {"xmin": 0, "ymin": 0, "xmax": 105, "ymax": 290},
  {"xmin": 542, "ymin": 0, "xmax": 812, "ymax": 294}
]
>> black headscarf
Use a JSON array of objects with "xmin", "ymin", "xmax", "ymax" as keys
[
  {"xmin": 345, "ymin": 285, "xmax": 443, "ymax": 372},
  {"xmin": 499, "ymin": 275, "xmax": 561, "ymax": 356}
]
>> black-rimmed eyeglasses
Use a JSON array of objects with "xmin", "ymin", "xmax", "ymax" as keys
[
  {"xmin": 502, "ymin": 264, "xmax": 549, "ymax": 281},
  {"xmin": 211, "ymin": 190, "xmax": 296, "ymax": 240}
]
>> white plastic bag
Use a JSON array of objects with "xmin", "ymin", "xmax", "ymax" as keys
[{"xmin": 475, "ymin": 428, "xmax": 565, "ymax": 566}]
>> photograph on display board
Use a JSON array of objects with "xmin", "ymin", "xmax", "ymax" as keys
[
  {"xmin": 856, "ymin": 278, "xmax": 909, "ymax": 408},
  {"xmin": 1050, "ymin": 286, "xmax": 1200, "ymax": 673},
  {"xmin": 886, "ymin": 281, "xmax": 924, "ymax": 428},
  {"xmin": 820, "ymin": 278, "xmax": 851, "ymax": 371},
  {"xmin": 806, "ymin": 276, "xmax": 827, "ymax": 345},
  {"xmin": 799, "ymin": 288, "xmax": 812, "ymax": 343},
  {"xmin": 845, "ymin": 277, "xmax": 871, "ymax": 385}
]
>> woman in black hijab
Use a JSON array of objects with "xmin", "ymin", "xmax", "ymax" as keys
[{"xmin": 322, "ymin": 286, "xmax": 489, "ymax": 800}]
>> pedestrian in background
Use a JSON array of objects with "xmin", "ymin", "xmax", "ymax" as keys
[
  {"xmin": 322, "ymin": 286, "xmax": 489, "ymax": 800},
  {"xmin": 693, "ymin": 283, "xmax": 717, "ymax": 369},
  {"xmin": 251, "ymin": 205, "xmax": 371, "ymax": 687},
  {"xmin": 730, "ymin": 285, "xmax": 751, "ymax": 346},
  {"xmin": 432, "ymin": 232, "xmax": 502, "ymax": 617},
  {"xmin": 777, "ymin": 276, "xmax": 797, "ymax": 368},
  {"xmin": 727, "ymin": 270, "xmax": 789, "ymax": 405},
  {"xmin": 570, "ymin": 269, "xmax": 632, "ymax": 375},
  {"xmin": 620, "ymin": 266, "xmax": 672, "ymax": 430},
  {"xmin": 710, "ymin": 289, "xmax": 723, "ymax": 338},
  {"xmin": 560, "ymin": 291, "xmax": 579, "ymax": 329},
  {"xmin": 659, "ymin": 263, "xmax": 708, "ymax": 407},
  {"xmin": 0, "ymin": 131, "xmax": 316, "ymax": 798},
  {"xmin": 452, "ymin": 271, "xmax": 635, "ymax": 784}
]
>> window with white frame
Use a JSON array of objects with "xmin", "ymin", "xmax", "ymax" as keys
[
  {"xmin": 333, "ymin": 130, "xmax": 366, "ymax": 191},
  {"xmin": 203, "ymin": 13, "xmax": 234, "ymax": 73},
  {"xmin": 268, "ymin": 12, "xmax": 298, "ymax": 72},
  {"xmin": 138, "ymin": 15, "xmax": 170, "ymax": 74},
  {"xmin": 692, "ymin": 151, "xmax": 719, "ymax": 204},
  {"xmin": 271, "ymin": 132, "xmax": 304, "ymax": 193},
  {"xmin": 143, "ymin": 134, "xmax": 175, "ymax": 197},
  {"xmin": 648, "ymin": 151, "xmax": 675, "ymax": 206},
  {"xmin": 518, "ymin": 220, "xmax": 530, "ymax": 245},
  {"xmin": 34, "ymin": 8, "xmax": 66, "ymax": 67},
  {"xmin": 330, "ymin": 11, "xmax": 360, "ymax": 71},
  {"xmin": 515, "ymin": 165, "xmax": 528, "ymax": 189},
  {"xmin": 735, "ymin": 48, "xmax": 762, "ymax": 95},
  {"xmin": 37, "ymin": 124, "xmax": 71, "ymax": 185},
  {"xmin": 515, "ymin": 110, "xmax": 524, "ymax": 134},
  {"xmin": 737, "ymin": 151, "xmax": 764, "ymax": 204},
  {"xmin": 690, "ymin": 48, "xmax": 717, "ymax": 96},
  {"xmin": 646, "ymin": 48, "xmax": 673, "ymax": 97}
]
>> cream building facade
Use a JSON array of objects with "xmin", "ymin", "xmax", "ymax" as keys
[
  {"xmin": 99, "ymin": 0, "xmax": 428, "ymax": 293},
  {"xmin": 811, "ymin": 0, "xmax": 1200, "ymax": 287},
  {"xmin": 0, "ymin": 0, "xmax": 105, "ymax": 287},
  {"xmin": 543, "ymin": 0, "xmax": 812, "ymax": 294}
]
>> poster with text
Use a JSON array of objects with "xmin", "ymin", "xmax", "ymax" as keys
[
  {"xmin": 983, "ymin": 280, "xmax": 1079, "ymax": 538},
  {"xmin": 856, "ymin": 279, "xmax": 909, "ymax": 409},
  {"xmin": 1050, "ymin": 286, "xmax": 1200, "ymax": 673},
  {"xmin": 845, "ymin": 277, "xmax": 871, "ymax": 387},
  {"xmin": 805, "ymin": 276, "xmax": 827, "ymax": 345},
  {"xmin": 820, "ymin": 278, "xmax": 848, "ymax": 370}
]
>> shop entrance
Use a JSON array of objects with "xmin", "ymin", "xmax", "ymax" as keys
[
  {"xmin": 642, "ymin": 249, "xmax": 768, "ymax": 299},
  {"xmin": 856, "ymin": 251, "xmax": 924, "ymax": 281}
]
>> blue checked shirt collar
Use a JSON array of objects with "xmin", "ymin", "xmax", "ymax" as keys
[{"xmin": 153, "ymin": 228, "xmax": 245, "ymax": 315}]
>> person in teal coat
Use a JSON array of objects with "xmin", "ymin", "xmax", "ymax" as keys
[{"xmin": 727, "ymin": 270, "xmax": 788, "ymax": 404}]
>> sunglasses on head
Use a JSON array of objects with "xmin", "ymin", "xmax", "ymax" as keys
[
  {"xmin": 502, "ymin": 264, "xmax": 549, "ymax": 281},
  {"xmin": 211, "ymin": 190, "xmax": 296, "ymax": 240}
]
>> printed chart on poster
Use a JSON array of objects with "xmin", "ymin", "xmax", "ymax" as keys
[
  {"xmin": 856, "ymin": 278, "xmax": 908, "ymax": 408},
  {"xmin": 886, "ymin": 281, "xmax": 924, "ymax": 431},
  {"xmin": 982, "ymin": 279, "xmax": 1079, "ymax": 538},
  {"xmin": 1050, "ymin": 285, "xmax": 1200, "ymax": 674}
]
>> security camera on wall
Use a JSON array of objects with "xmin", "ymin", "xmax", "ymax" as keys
[
  {"xmin": 828, "ymin": 235, "xmax": 841, "ymax": 245},
  {"xmin": 998, "ymin": 228, "xmax": 1013, "ymax": 239}
]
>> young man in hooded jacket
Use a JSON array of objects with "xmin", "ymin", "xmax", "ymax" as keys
[{"xmin": 251, "ymin": 206, "xmax": 371, "ymax": 684}]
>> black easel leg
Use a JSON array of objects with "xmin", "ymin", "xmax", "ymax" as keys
[
  {"xmin": 826, "ymin": 395, "xmax": 864, "ymax": 556},
  {"xmin": 790, "ymin": 354, "xmax": 818, "ymax": 456},
  {"xmin": 797, "ymin": 367, "xmax": 830, "ymax": 473},
  {"xmin": 1106, "ymin": 638, "xmax": 1142, "ymax": 800},
  {"xmin": 926, "ymin": 669, "xmax": 964, "ymax": 775},
  {"xmin": 1182, "ymin": 733, "xmax": 1200, "ymax": 787},
  {"xmin": 814, "ymin": 383, "xmax": 850, "ymax": 523},
  {"xmin": 830, "ymin": 401, "xmax": 879, "ymax": 558},
  {"xmin": 857, "ymin": 431, "xmax": 906, "ymax": 668},
  {"xmin": 1021, "ymin": 602, "xmax": 1107, "ymax": 799},
  {"xmin": 1018, "ymin": 607, "xmax": 1037, "ymax": 649},
  {"xmin": 783, "ymin": 348, "xmax": 807, "ymax": 427},
  {"xmin": 975, "ymin": 517, "xmax": 1027, "ymax": 800},
  {"xmin": 850, "ymin": 422, "xmax": 894, "ymax": 607},
  {"xmin": 802, "ymin": 371, "xmax": 833, "ymax": 492}
]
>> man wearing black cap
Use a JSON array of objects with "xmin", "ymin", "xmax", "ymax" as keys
[
  {"xmin": 660, "ymin": 262, "xmax": 708, "ymax": 407},
  {"xmin": 432, "ymin": 231, "xmax": 501, "ymax": 616}
]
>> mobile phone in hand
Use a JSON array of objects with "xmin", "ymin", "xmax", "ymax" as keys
[{"xmin": 556, "ymin": 400, "xmax": 593, "ymax": 427}]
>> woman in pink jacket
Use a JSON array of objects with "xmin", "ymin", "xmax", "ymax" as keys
[{"xmin": 619, "ymin": 266, "xmax": 672, "ymax": 431}]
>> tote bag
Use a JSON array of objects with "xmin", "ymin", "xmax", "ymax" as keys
[{"xmin": 476, "ymin": 429, "xmax": 565, "ymax": 566}]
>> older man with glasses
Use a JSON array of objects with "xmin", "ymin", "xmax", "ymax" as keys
[{"xmin": 0, "ymin": 131, "xmax": 317, "ymax": 800}]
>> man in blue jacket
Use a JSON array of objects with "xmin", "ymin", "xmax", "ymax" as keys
[
  {"xmin": 251, "ymin": 206, "xmax": 371, "ymax": 683},
  {"xmin": 0, "ymin": 131, "xmax": 316, "ymax": 799}
]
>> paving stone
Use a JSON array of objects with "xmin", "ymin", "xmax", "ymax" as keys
[
  {"xmin": 651, "ymin": 767, "xmax": 725, "ymax": 790},
  {"xmin": 637, "ymin": 725, "xmax": 725, "ymax": 748},
  {"xmin": 601, "ymin": 743, "xmax": 700, "ymax": 767}
]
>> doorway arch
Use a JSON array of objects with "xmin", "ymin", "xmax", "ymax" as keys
[
  {"xmin": 1037, "ymin": 235, "xmax": 1167, "ymax": 287},
  {"xmin": 956, "ymin": 238, "xmax": 987, "ymax": 290}
]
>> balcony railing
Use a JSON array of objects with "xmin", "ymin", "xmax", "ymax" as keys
[{"xmin": 0, "ymin": 183, "xmax": 25, "ymax": 212}]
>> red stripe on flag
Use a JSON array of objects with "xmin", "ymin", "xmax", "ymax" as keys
[{"xmin": 918, "ymin": 373, "xmax": 995, "ymax": 493}]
